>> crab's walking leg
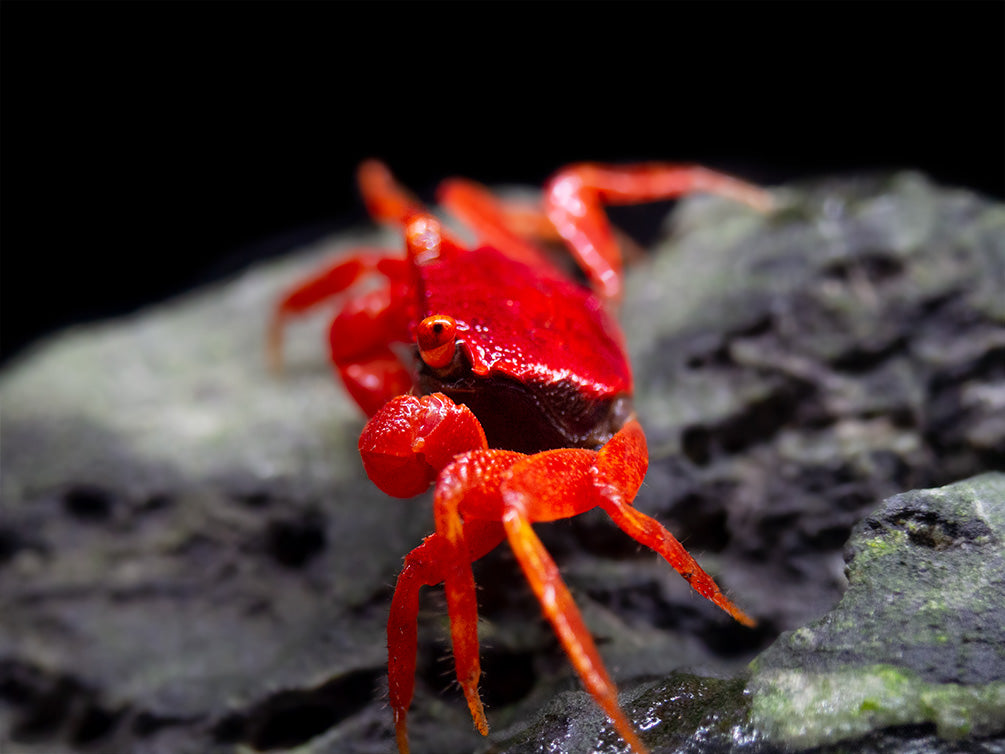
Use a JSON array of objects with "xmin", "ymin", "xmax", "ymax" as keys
[
  {"xmin": 361, "ymin": 394, "xmax": 506, "ymax": 749},
  {"xmin": 268, "ymin": 252, "xmax": 414, "ymax": 415},
  {"xmin": 502, "ymin": 510, "xmax": 649, "ymax": 753},
  {"xmin": 594, "ymin": 421, "xmax": 756, "ymax": 627},
  {"xmin": 496, "ymin": 421, "xmax": 752, "ymax": 754},
  {"xmin": 269, "ymin": 252, "xmax": 399, "ymax": 370},
  {"xmin": 324, "ymin": 282, "xmax": 415, "ymax": 416},
  {"xmin": 545, "ymin": 163, "xmax": 774, "ymax": 301},
  {"xmin": 437, "ymin": 177, "xmax": 559, "ymax": 269},
  {"xmin": 357, "ymin": 159, "xmax": 427, "ymax": 226},
  {"xmin": 432, "ymin": 451, "xmax": 522, "ymax": 736},
  {"xmin": 388, "ymin": 521, "xmax": 505, "ymax": 754},
  {"xmin": 358, "ymin": 160, "xmax": 466, "ymax": 251},
  {"xmin": 499, "ymin": 447, "xmax": 650, "ymax": 754}
]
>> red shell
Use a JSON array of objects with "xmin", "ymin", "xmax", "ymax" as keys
[{"xmin": 416, "ymin": 244, "xmax": 632, "ymax": 401}]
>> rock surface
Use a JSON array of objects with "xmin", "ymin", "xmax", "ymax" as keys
[
  {"xmin": 747, "ymin": 472, "xmax": 1005, "ymax": 751},
  {"xmin": 494, "ymin": 475, "xmax": 1005, "ymax": 754},
  {"xmin": 1, "ymin": 171, "xmax": 1003, "ymax": 753}
]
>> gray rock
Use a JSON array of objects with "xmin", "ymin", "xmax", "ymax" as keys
[
  {"xmin": 1, "ymin": 171, "xmax": 1003, "ymax": 753},
  {"xmin": 747, "ymin": 472, "xmax": 1005, "ymax": 752},
  {"xmin": 493, "ymin": 474, "xmax": 1005, "ymax": 754}
]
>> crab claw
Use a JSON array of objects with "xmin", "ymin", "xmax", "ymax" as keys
[{"xmin": 358, "ymin": 393, "xmax": 488, "ymax": 498}]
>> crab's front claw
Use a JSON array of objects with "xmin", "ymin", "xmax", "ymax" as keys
[{"xmin": 358, "ymin": 393, "xmax": 489, "ymax": 498}]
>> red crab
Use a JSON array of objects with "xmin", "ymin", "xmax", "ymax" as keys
[{"xmin": 269, "ymin": 160, "xmax": 772, "ymax": 754}]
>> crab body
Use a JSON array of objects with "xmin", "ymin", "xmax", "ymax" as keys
[
  {"xmin": 414, "ymin": 243, "xmax": 632, "ymax": 453},
  {"xmin": 271, "ymin": 161, "xmax": 771, "ymax": 754}
]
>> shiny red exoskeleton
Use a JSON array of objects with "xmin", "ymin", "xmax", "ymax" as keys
[{"xmin": 270, "ymin": 161, "xmax": 771, "ymax": 754}]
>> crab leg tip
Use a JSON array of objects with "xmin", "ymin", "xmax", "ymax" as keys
[
  {"xmin": 394, "ymin": 710, "xmax": 410, "ymax": 754},
  {"xmin": 461, "ymin": 686, "xmax": 489, "ymax": 736},
  {"xmin": 721, "ymin": 598, "xmax": 757, "ymax": 628}
]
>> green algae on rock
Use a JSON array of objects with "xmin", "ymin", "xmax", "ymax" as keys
[{"xmin": 749, "ymin": 473, "xmax": 1005, "ymax": 749}]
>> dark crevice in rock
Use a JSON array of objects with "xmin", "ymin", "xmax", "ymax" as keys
[
  {"xmin": 477, "ymin": 647, "xmax": 538, "ymax": 710},
  {"xmin": 668, "ymin": 493, "xmax": 733, "ymax": 552},
  {"xmin": 131, "ymin": 709, "xmax": 197, "ymax": 737},
  {"xmin": 234, "ymin": 490, "xmax": 275, "ymax": 508},
  {"xmin": 586, "ymin": 580, "xmax": 681, "ymax": 628},
  {"xmin": 684, "ymin": 315, "xmax": 775, "ymax": 370},
  {"xmin": 699, "ymin": 616, "xmax": 778, "ymax": 657},
  {"xmin": 0, "ymin": 526, "xmax": 45, "ymax": 566},
  {"xmin": 821, "ymin": 252, "xmax": 905, "ymax": 286},
  {"xmin": 139, "ymin": 492, "xmax": 173, "ymax": 512},
  {"xmin": 62, "ymin": 484, "xmax": 117, "ymax": 522},
  {"xmin": 211, "ymin": 668, "xmax": 383, "ymax": 750},
  {"xmin": 0, "ymin": 659, "xmax": 122, "ymax": 746},
  {"xmin": 881, "ymin": 509, "xmax": 998, "ymax": 551},
  {"xmin": 681, "ymin": 379, "xmax": 816, "ymax": 466},
  {"xmin": 265, "ymin": 510, "xmax": 327, "ymax": 568},
  {"xmin": 829, "ymin": 334, "xmax": 910, "ymax": 374}
]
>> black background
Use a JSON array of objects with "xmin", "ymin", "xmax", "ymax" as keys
[{"xmin": 3, "ymin": 2, "xmax": 1003, "ymax": 365}]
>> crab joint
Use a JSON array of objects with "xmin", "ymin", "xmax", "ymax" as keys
[{"xmin": 405, "ymin": 215, "xmax": 442, "ymax": 264}]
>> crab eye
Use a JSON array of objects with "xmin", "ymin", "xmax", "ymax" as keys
[{"xmin": 417, "ymin": 314, "xmax": 457, "ymax": 368}]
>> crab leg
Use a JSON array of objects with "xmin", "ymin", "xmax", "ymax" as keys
[
  {"xmin": 269, "ymin": 253, "xmax": 414, "ymax": 415},
  {"xmin": 363, "ymin": 394, "xmax": 505, "ymax": 751},
  {"xmin": 357, "ymin": 159, "xmax": 427, "ymax": 227},
  {"xmin": 545, "ymin": 163, "xmax": 773, "ymax": 301},
  {"xmin": 324, "ymin": 283, "xmax": 415, "ymax": 416},
  {"xmin": 431, "ymin": 451, "xmax": 521, "ymax": 736},
  {"xmin": 269, "ymin": 252, "xmax": 395, "ymax": 369},
  {"xmin": 363, "ymin": 395, "xmax": 751, "ymax": 754},
  {"xmin": 437, "ymin": 177, "xmax": 559, "ymax": 270},
  {"xmin": 426, "ymin": 439, "xmax": 651, "ymax": 752},
  {"xmin": 439, "ymin": 161, "xmax": 772, "ymax": 302},
  {"xmin": 388, "ymin": 521, "xmax": 506, "ymax": 754},
  {"xmin": 594, "ymin": 421, "xmax": 756, "ymax": 627},
  {"xmin": 497, "ymin": 420, "xmax": 752, "ymax": 753},
  {"xmin": 502, "ymin": 509, "xmax": 648, "ymax": 752},
  {"xmin": 358, "ymin": 160, "xmax": 468, "ymax": 251},
  {"xmin": 499, "ymin": 447, "xmax": 650, "ymax": 754}
]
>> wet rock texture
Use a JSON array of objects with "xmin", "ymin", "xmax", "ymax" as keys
[
  {"xmin": 495, "ymin": 475, "xmax": 1005, "ymax": 753},
  {"xmin": 1, "ymin": 172, "xmax": 1003, "ymax": 753}
]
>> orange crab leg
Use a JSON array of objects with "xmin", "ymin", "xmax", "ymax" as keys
[
  {"xmin": 545, "ymin": 162, "xmax": 774, "ymax": 302},
  {"xmin": 268, "ymin": 251, "xmax": 396, "ymax": 371},
  {"xmin": 502, "ymin": 509, "xmax": 648, "ymax": 752},
  {"xmin": 357, "ymin": 159, "xmax": 427, "ymax": 227},
  {"xmin": 358, "ymin": 160, "xmax": 468, "ymax": 251},
  {"xmin": 594, "ymin": 422, "xmax": 756, "ymax": 627},
  {"xmin": 363, "ymin": 395, "xmax": 753, "ymax": 754},
  {"xmin": 429, "ymin": 435, "xmax": 647, "ymax": 751},
  {"xmin": 269, "ymin": 253, "xmax": 414, "ymax": 415},
  {"xmin": 363, "ymin": 395, "xmax": 502, "ymax": 751},
  {"xmin": 432, "ymin": 449, "xmax": 526, "ymax": 733},
  {"xmin": 437, "ymin": 177, "xmax": 558, "ymax": 270},
  {"xmin": 387, "ymin": 521, "xmax": 506, "ymax": 754},
  {"xmin": 498, "ymin": 444, "xmax": 650, "ymax": 754}
]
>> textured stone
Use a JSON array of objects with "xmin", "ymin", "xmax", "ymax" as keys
[
  {"xmin": 748, "ymin": 473, "xmax": 1005, "ymax": 751},
  {"xmin": 1, "ymin": 172, "xmax": 1003, "ymax": 753}
]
